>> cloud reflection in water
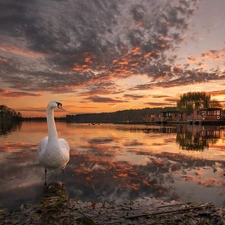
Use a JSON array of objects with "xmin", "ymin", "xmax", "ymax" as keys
[{"xmin": 1, "ymin": 122, "xmax": 225, "ymax": 210}]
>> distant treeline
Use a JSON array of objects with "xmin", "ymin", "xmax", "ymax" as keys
[
  {"xmin": 0, "ymin": 105, "xmax": 23, "ymax": 122},
  {"xmin": 66, "ymin": 107, "xmax": 177, "ymax": 123},
  {"xmin": 0, "ymin": 105, "xmax": 23, "ymax": 135},
  {"xmin": 23, "ymin": 117, "xmax": 66, "ymax": 121}
]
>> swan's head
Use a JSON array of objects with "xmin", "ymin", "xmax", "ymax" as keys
[{"xmin": 47, "ymin": 101, "xmax": 66, "ymax": 111}]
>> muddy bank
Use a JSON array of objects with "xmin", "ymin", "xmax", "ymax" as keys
[{"xmin": 1, "ymin": 182, "xmax": 225, "ymax": 225}]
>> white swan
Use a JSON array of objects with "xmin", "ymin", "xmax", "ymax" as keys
[{"xmin": 38, "ymin": 101, "xmax": 70, "ymax": 174}]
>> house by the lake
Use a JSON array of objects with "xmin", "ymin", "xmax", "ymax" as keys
[
  {"xmin": 151, "ymin": 107, "xmax": 224, "ymax": 124},
  {"xmin": 189, "ymin": 108, "xmax": 223, "ymax": 124}
]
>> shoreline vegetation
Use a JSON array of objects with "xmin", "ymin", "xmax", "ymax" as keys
[
  {"xmin": 66, "ymin": 107, "xmax": 175, "ymax": 124},
  {"xmin": 23, "ymin": 107, "xmax": 177, "ymax": 123},
  {"xmin": 0, "ymin": 105, "xmax": 23, "ymax": 135},
  {"xmin": 0, "ymin": 105, "xmax": 22, "ymax": 122},
  {"xmin": 1, "ymin": 182, "xmax": 225, "ymax": 225}
]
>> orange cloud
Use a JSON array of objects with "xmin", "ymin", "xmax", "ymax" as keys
[
  {"xmin": 130, "ymin": 62, "xmax": 138, "ymax": 67},
  {"xmin": 118, "ymin": 61, "xmax": 129, "ymax": 65},
  {"xmin": 132, "ymin": 47, "xmax": 141, "ymax": 55},
  {"xmin": 0, "ymin": 89, "xmax": 42, "ymax": 98},
  {"xmin": 118, "ymin": 173, "xmax": 128, "ymax": 178},
  {"xmin": 144, "ymin": 52, "xmax": 153, "ymax": 58},
  {"xmin": 187, "ymin": 57, "xmax": 198, "ymax": 62},
  {"xmin": 131, "ymin": 183, "xmax": 139, "ymax": 191},
  {"xmin": 200, "ymin": 49, "xmax": 225, "ymax": 62},
  {"xmin": 84, "ymin": 57, "xmax": 92, "ymax": 63},
  {"xmin": 72, "ymin": 66, "xmax": 81, "ymax": 71}
]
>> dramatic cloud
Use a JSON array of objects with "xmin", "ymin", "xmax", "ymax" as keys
[
  {"xmin": 1, "ymin": 0, "xmax": 225, "ymax": 115},
  {"xmin": 0, "ymin": 89, "xmax": 42, "ymax": 98},
  {"xmin": 123, "ymin": 94, "xmax": 148, "ymax": 100},
  {"xmin": 85, "ymin": 95, "xmax": 126, "ymax": 103},
  {"xmin": 0, "ymin": 0, "xmax": 204, "ymax": 92}
]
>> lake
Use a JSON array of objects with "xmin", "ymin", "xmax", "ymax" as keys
[{"xmin": 1, "ymin": 122, "xmax": 225, "ymax": 210}]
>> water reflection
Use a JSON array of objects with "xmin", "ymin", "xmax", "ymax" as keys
[
  {"xmin": 176, "ymin": 126, "xmax": 221, "ymax": 151},
  {"xmin": 1, "ymin": 122, "xmax": 225, "ymax": 210},
  {"xmin": 0, "ymin": 121, "xmax": 22, "ymax": 135}
]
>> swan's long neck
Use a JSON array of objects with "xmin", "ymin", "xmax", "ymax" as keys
[{"xmin": 46, "ymin": 108, "xmax": 58, "ymax": 143}]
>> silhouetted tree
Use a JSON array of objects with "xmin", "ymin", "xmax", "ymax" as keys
[
  {"xmin": 177, "ymin": 92, "xmax": 211, "ymax": 112},
  {"xmin": 0, "ymin": 105, "xmax": 22, "ymax": 122}
]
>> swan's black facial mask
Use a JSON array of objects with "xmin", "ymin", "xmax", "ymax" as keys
[{"xmin": 56, "ymin": 102, "xmax": 66, "ymax": 111}]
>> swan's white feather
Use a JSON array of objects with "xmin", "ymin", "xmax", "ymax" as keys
[
  {"xmin": 38, "ymin": 136, "xmax": 48, "ymax": 155},
  {"xmin": 38, "ymin": 136, "xmax": 70, "ymax": 170},
  {"xmin": 59, "ymin": 138, "xmax": 70, "ymax": 151}
]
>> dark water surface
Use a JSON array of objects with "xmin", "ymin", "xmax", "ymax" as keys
[{"xmin": 1, "ymin": 122, "xmax": 225, "ymax": 210}]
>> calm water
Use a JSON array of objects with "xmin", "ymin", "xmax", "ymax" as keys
[{"xmin": 1, "ymin": 122, "xmax": 225, "ymax": 210}]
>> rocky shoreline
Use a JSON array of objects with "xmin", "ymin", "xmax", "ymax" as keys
[{"xmin": 1, "ymin": 182, "xmax": 225, "ymax": 225}]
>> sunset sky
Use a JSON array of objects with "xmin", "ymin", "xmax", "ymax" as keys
[{"xmin": 1, "ymin": 0, "xmax": 225, "ymax": 117}]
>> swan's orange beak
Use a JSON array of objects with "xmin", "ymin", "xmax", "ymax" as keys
[{"xmin": 58, "ymin": 104, "xmax": 66, "ymax": 111}]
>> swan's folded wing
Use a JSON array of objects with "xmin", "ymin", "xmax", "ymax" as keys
[
  {"xmin": 38, "ymin": 136, "xmax": 48, "ymax": 154},
  {"xmin": 59, "ymin": 138, "xmax": 70, "ymax": 152}
]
